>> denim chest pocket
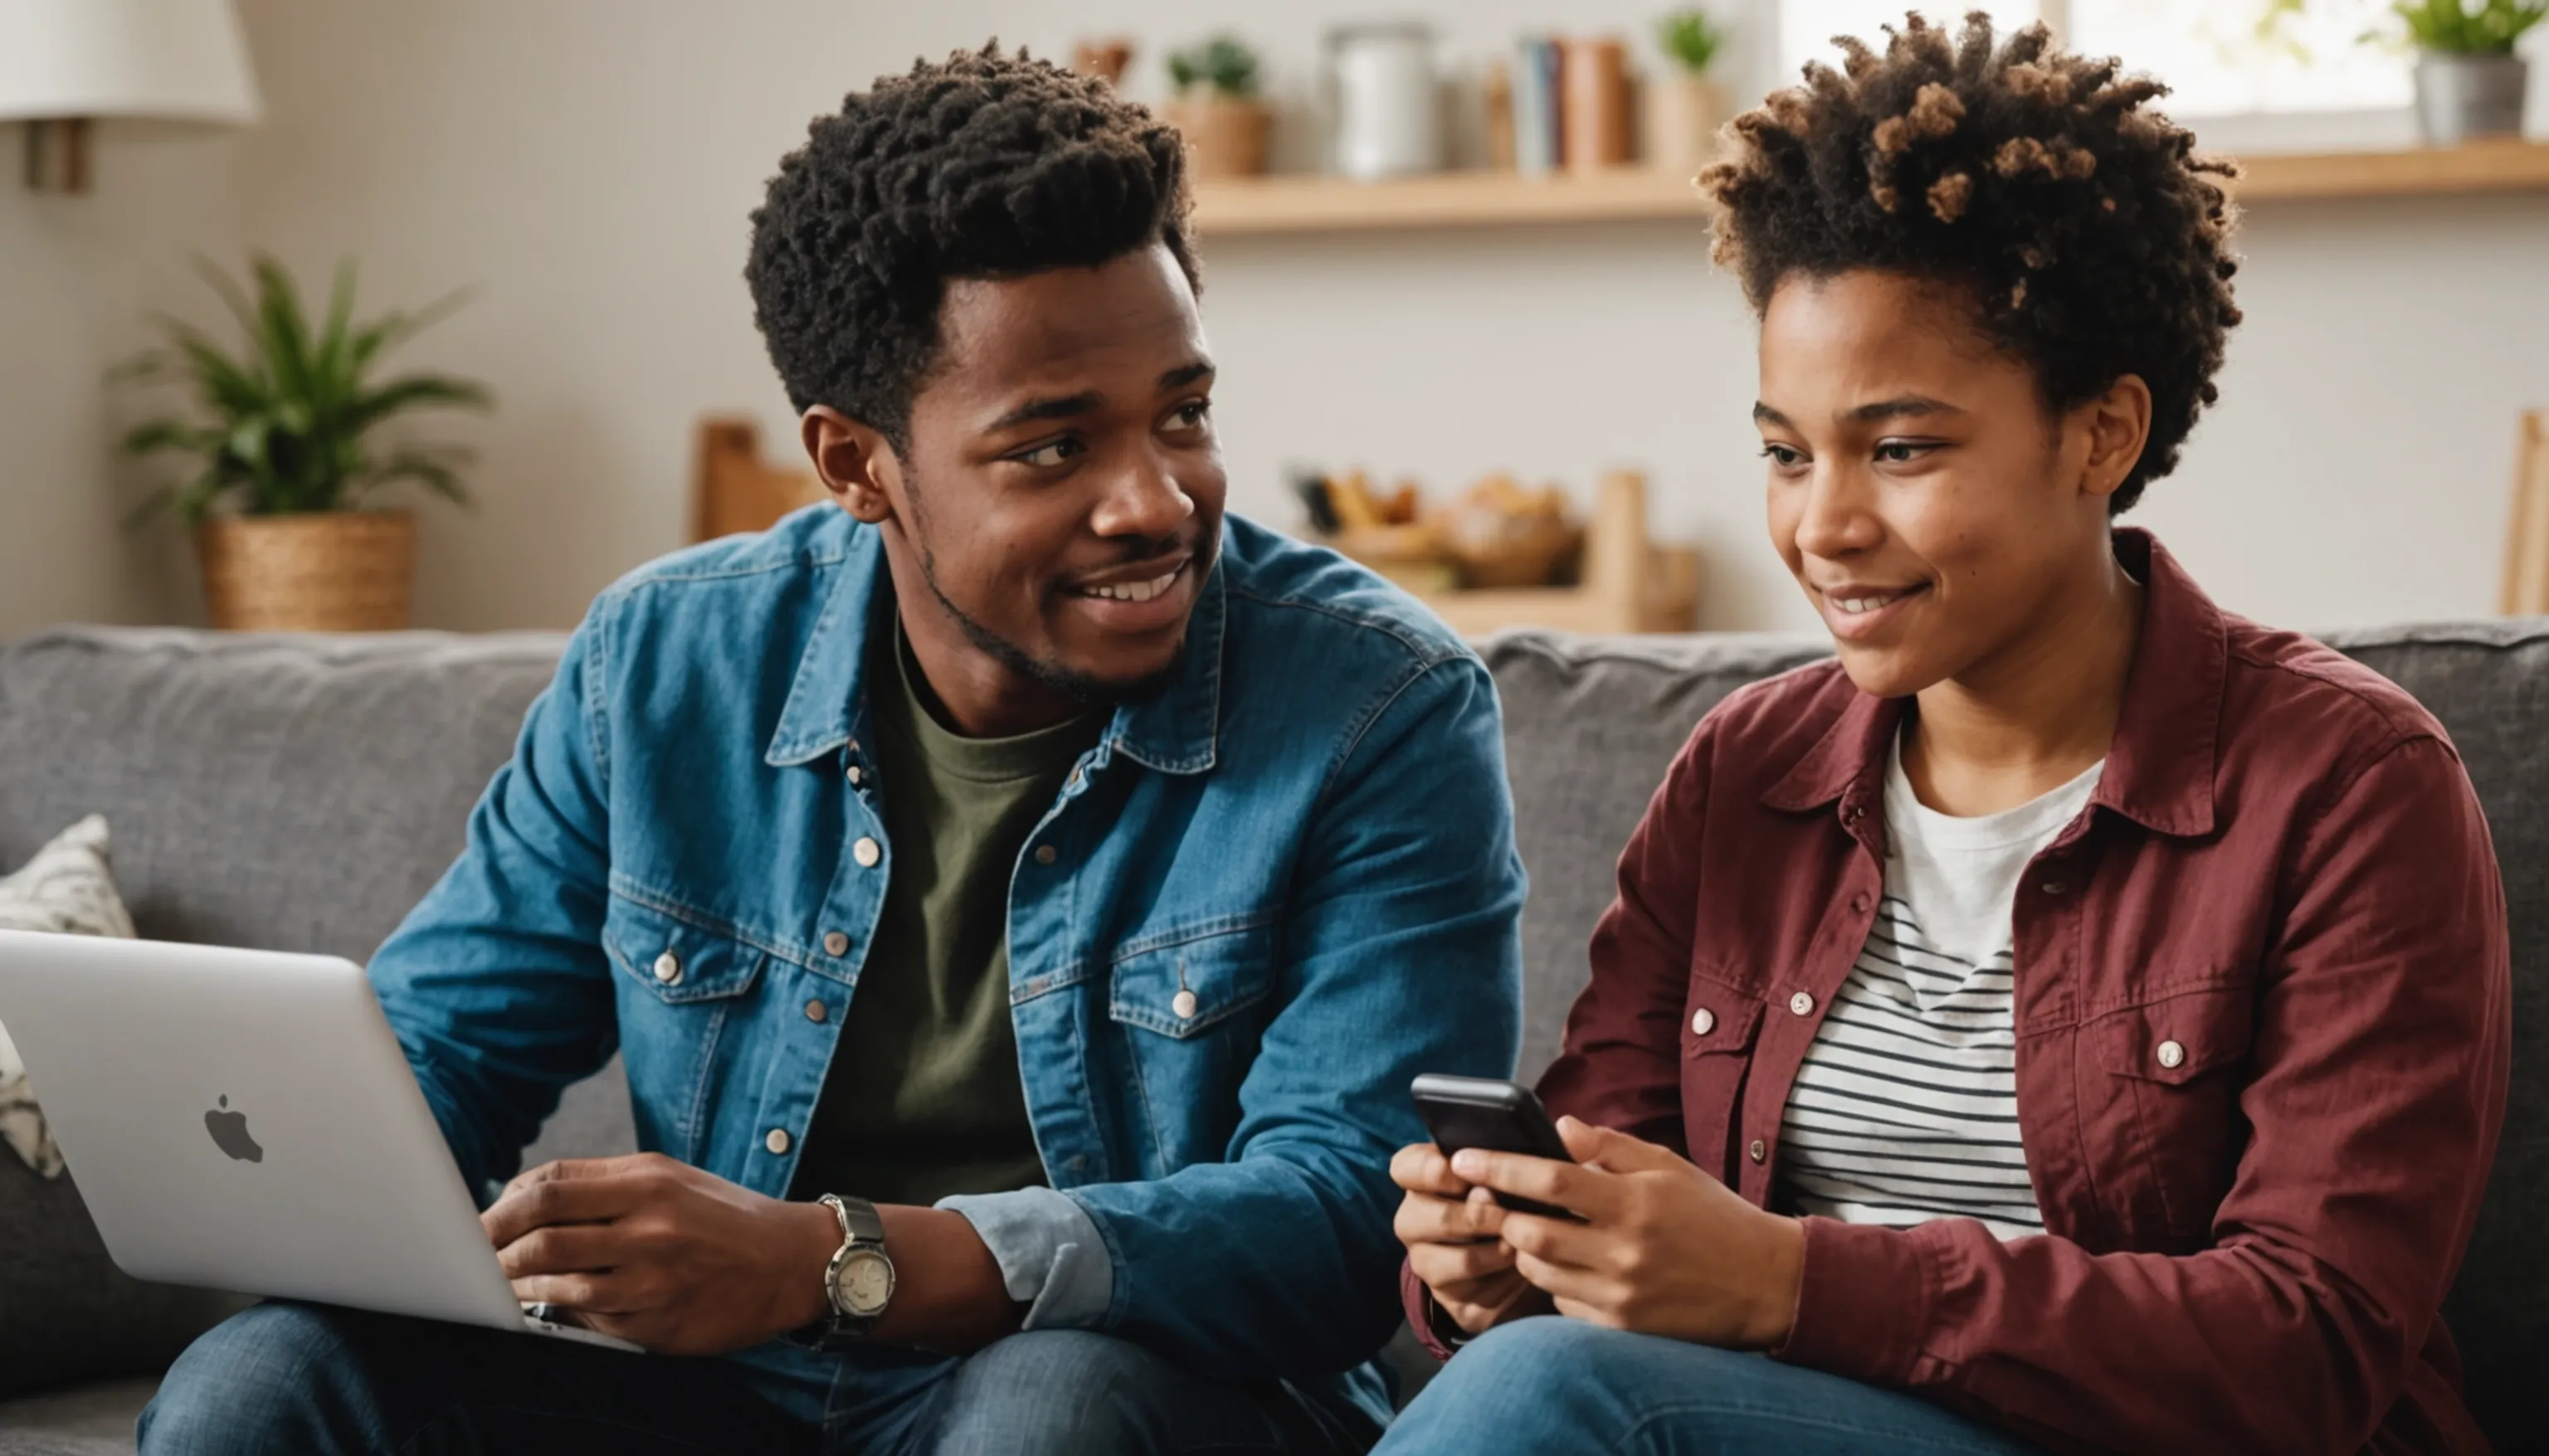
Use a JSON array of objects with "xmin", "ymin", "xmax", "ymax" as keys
[
  {"xmin": 602, "ymin": 898, "xmax": 768, "ymax": 1162},
  {"xmin": 2089, "ymin": 981, "xmax": 2256, "ymax": 1243},
  {"xmin": 1104, "ymin": 923, "xmax": 1277, "ymax": 1172},
  {"xmin": 604, "ymin": 898, "xmax": 768, "ymax": 1006},
  {"xmin": 1106, "ymin": 922, "xmax": 1277, "ymax": 1037}
]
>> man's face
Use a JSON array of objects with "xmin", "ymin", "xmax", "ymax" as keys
[{"xmin": 831, "ymin": 243, "xmax": 1225, "ymax": 709}]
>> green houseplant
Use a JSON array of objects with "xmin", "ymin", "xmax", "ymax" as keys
[
  {"xmin": 1163, "ymin": 35, "xmax": 1271, "ymax": 178},
  {"xmin": 2397, "ymin": 0, "xmax": 2544, "ymax": 143},
  {"xmin": 114, "ymin": 256, "xmax": 490, "ymax": 631},
  {"xmin": 2295, "ymin": 0, "xmax": 2548, "ymax": 141},
  {"xmin": 1650, "ymin": 8, "xmax": 1733, "ymax": 173}
]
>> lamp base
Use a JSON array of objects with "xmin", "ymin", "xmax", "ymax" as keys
[{"xmin": 22, "ymin": 118, "xmax": 91, "ymax": 193}]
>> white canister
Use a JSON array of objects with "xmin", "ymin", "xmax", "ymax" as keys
[{"xmin": 1329, "ymin": 22, "xmax": 1442, "ymax": 180}]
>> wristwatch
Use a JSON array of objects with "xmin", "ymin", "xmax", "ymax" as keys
[{"xmin": 785, "ymin": 1194, "xmax": 894, "ymax": 1351}]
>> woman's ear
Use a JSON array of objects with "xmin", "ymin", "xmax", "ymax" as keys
[
  {"xmin": 2076, "ymin": 374, "xmax": 2154, "ymax": 504},
  {"xmin": 800, "ymin": 406, "xmax": 900, "ymax": 525}
]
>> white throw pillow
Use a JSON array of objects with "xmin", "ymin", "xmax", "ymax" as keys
[{"xmin": 0, "ymin": 816, "xmax": 138, "ymax": 1177}]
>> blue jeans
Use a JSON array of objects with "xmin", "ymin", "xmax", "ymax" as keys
[
  {"xmin": 1373, "ymin": 1318, "xmax": 2040, "ymax": 1456},
  {"xmin": 139, "ymin": 1303, "xmax": 1373, "ymax": 1455}
]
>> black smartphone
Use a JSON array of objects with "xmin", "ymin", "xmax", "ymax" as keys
[{"xmin": 1409, "ymin": 1074, "xmax": 1585, "ymax": 1221}]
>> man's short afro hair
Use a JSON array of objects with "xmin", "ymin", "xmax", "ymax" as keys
[
  {"xmin": 1702, "ymin": 12, "xmax": 2243, "ymax": 513},
  {"xmin": 747, "ymin": 45, "xmax": 1197, "ymax": 447}
]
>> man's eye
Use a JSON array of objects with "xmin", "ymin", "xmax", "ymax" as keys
[
  {"xmin": 1874, "ymin": 441, "xmax": 1933, "ymax": 463},
  {"xmin": 1760, "ymin": 444, "xmax": 1806, "ymax": 468},
  {"xmin": 1170, "ymin": 401, "xmax": 1212, "ymax": 431},
  {"xmin": 1014, "ymin": 439, "xmax": 1083, "ymax": 468}
]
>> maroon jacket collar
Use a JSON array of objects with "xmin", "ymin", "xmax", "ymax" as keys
[{"xmin": 1761, "ymin": 528, "xmax": 2227, "ymax": 839}]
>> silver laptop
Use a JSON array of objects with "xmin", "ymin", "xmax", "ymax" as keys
[{"xmin": 0, "ymin": 929, "xmax": 638, "ymax": 1353}]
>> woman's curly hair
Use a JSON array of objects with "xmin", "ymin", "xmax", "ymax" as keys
[
  {"xmin": 1701, "ymin": 12, "xmax": 2242, "ymax": 512},
  {"xmin": 747, "ymin": 45, "xmax": 1197, "ymax": 447}
]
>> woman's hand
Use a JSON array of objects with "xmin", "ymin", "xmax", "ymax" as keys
[
  {"xmin": 1390, "ymin": 1142, "xmax": 1553, "ymax": 1336},
  {"xmin": 1449, "ymin": 1117, "xmax": 1805, "ymax": 1348}
]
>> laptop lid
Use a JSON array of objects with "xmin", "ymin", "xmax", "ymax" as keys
[{"xmin": 0, "ymin": 929, "xmax": 528, "ymax": 1333}]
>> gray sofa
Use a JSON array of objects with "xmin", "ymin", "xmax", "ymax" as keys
[{"xmin": 0, "ymin": 620, "xmax": 2539, "ymax": 1454}]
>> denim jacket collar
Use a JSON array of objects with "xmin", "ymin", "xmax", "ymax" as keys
[
  {"xmin": 763, "ymin": 523, "xmax": 1226, "ymax": 777},
  {"xmin": 1761, "ymin": 528, "xmax": 2225, "ymax": 840}
]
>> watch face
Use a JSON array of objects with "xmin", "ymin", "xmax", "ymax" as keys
[{"xmin": 840, "ymin": 1249, "xmax": 895, "ymax": 1317}]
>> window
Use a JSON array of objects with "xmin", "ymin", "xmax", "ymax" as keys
[{"xmin": 1779, "ymin": 0, "xmax": 2412, "ymax": 119}]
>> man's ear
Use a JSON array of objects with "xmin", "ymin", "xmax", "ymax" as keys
[
  {"xmin": 2074, "ymin": 374, "xmax": 2153, "ymax": 505},
  {"xmin": 801, "ymin": 406, "xmax": 900, "ymax": 525}
]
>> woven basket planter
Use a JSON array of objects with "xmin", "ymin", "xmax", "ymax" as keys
[{"xmin": 195, "ymin": 511, "xmax": 417, "ymax": 632}]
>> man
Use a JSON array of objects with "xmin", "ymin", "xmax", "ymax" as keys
[{"xmin": 142, "ymin": 47, "xmax": 1524, "ymax": 1455}]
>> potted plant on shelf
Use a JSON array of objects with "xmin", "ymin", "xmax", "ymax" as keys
[
  {"xmin": 113, "ymin": 256, "xmax": 490, "ymax": 632},
  {"xmin": 1163, "ymin": 35, "xmax": 1271, "ymax": 179},
  {"xmin": 2391, "ymin": 0, "xmax": 2544, "ymax": 143},
  {"xmin": 1649, "ymin": 7, "xmax": 1732, "ymax": 173}
]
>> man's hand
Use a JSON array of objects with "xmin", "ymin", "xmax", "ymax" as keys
[
  {"xmin": 1447, "ymin": 1117, "xmax": 1804, "ymax": 1349},
  {"xmin": 485, "ymin": 1155, "xmax": 838, "ymax": 1356},
  {"xmin": 1390, "ymin": 1142, "xmax": 1553, "ymax": 1337},
  {"xmin": 485, "ymin": 1155, "xmax": 1022, "ymax": 1356}
]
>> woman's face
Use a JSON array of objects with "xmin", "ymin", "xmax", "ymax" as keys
[{"xmin": 1755, "ymin": 269, "xmax": 2143, "ymax": 699}]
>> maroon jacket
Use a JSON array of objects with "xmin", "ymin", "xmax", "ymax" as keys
[{"xmin": 1406, "ymin": 531, "xmax": 2510, "ymax": 1455}]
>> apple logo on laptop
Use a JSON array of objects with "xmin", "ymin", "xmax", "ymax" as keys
[{"xmin": 204, "ymin": 1095, "xmax": 263, "ymax": 1163}]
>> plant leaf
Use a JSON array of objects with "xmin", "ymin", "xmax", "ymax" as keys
[
  {"xmin": 250, "ymin": 254, "xmax": 317, "ymax": 408},
  {"xmin": 345, "ymin": 373, "xmax": 494, "ymax": 433},
  {"xmin": 368, "ymin": 449, "xmax": 472, "ymax": 507},
  {"xmin": 190, "ymin": 255, "xmax": 263, "ymax": 344},
  {"xmin": 120, "ymin": 419, "xmax": 217, "ymax": 457},
  {"xmin": 349, "ymin": 285, "xmax": 476, "ymax": 372},
  {"xmin": 106, "ymin": 349, "xmax": 177, "ymax": 386}
]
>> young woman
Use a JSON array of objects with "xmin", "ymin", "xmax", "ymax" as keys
[{"xmin": 1383, "ymin": 16, "xmax": 2508, "ymax": 1456}]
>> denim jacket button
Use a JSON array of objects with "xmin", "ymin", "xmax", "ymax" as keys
[
  {"xmin": 651, "ymin": 951, "xmax": 681, "ymax": 985},
  {"xmin": 822, "ymin": 931, "xmax": 850, "ymax": 957},
  {"xmin": 846, "ymin": 765, "xmax": 864, "ymax": 786},
  {"xmin": 853, "ymin": 838, "xmax": 881, "ymax": 869},
  {"xmin": 764, "ymin": 1128, "xmax": 792, "ymax": 1155},
  {"xmin": 805, "ymin": 999, "xmax": 828, "ymax": 1023},
  {"xmin": 1035, "ymin": 845, "xmax": 1059, "ymax": 867},
  {"xmin": 1690, "ymin": 1007, "xmax": 1716, "ymax": 1036},
  {"xmin": 1172, "ymin": 990, "xmax": 1199, "ymax": 1020}
]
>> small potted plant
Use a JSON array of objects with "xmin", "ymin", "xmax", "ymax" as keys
[
  {"xmin": 113, "ymin": 256, "xmax": 490, "ymax": 632},
  {"xmin": 2391, "ymin": 0, "xmax": 2544, "ymax": 143},
  {"xmin": 1649, "ymin": 8, "xmax": 1732, "ymax": 173},
  {"xmin": 1163, "ymin": 35, "xmax": 1271, "ymax": 179}
]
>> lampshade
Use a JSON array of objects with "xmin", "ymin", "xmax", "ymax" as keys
[{"xmin": 0, "ymin": 0, "xmax": 261, "ymax": 126}]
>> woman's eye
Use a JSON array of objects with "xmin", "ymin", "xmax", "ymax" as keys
[
  {"xmin": 1874, "ymin": 441, "xmax": 1933, "ymax": 464},
  {"xmin": 1014, "ymin": 438, "xmax": 1083, "ymax": 468},
  {"xmin": 1169, "ymin": 400, "xmax": 1212, "ymax": 431},
  {"xmin": 1760, "ymin": 444, "xmax": 1806, "ymax": 469}
]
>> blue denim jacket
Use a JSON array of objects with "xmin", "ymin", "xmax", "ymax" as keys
[{"xmin": 368, "ymin": 507, "xmax": 1526, "ymax": 1423}]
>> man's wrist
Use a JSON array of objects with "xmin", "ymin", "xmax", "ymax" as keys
[{"xmin": 774, "ymin": 1197, "xmax": 843, "ymax": 1334}]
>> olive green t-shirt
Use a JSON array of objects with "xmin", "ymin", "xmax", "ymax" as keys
[{"xmin": 791, "ymin": 630, "xmax": 1102, "ymax": 1207}]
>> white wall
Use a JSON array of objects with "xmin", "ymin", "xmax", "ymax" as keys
[
  {"xmin": 4, "ymin": 0, "xmax": 2544, "ymax": 636},
  {"xmin": 0, "ymin": 135, "xmax": 241, "ymax": 635}
]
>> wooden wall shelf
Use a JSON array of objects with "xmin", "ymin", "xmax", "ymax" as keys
[{"xmin": 1190, "ymin": 139, "xmax": 2549, "ymax": 236}]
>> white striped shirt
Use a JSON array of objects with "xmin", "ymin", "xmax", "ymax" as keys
[{"xmin": 1777, "ymin": 738, "xmax": 2102, "ymax": 1240}]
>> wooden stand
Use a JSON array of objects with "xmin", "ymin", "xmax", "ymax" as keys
[
  {"xmin": 2505, "ymin": 410, "xmax": 2549, "ymax": 616},
  {"xmin": 690, "ymin": 418, "xmax": 1699, "ymax": 636},
  {"xmin": 1419, "ymin": 471, "xmax": 1697, "ymax": 636},
  {"xmin": 691, "ymin": 417, "xmax": 825, "ymax": 543}
]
